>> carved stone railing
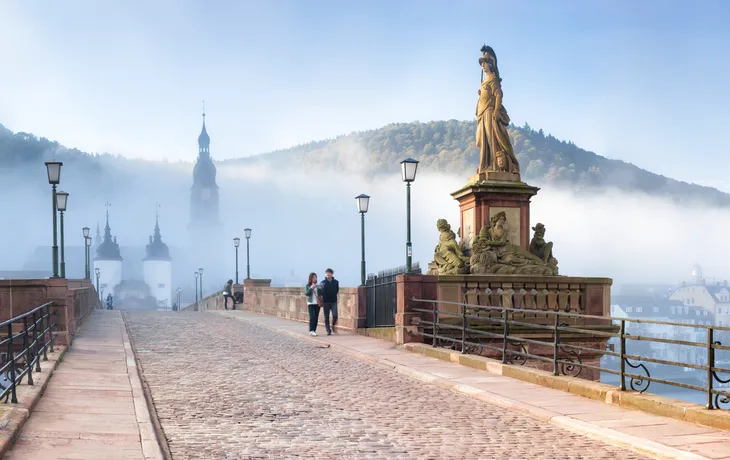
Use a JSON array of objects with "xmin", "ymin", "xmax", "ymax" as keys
[{"xmin": 436, "ymin": 275, "xmax": 611, "ymax": 316}]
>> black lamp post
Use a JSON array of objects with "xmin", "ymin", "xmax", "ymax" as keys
[
  {"xmin": 95, "ymin": 267, "xmax": 101, "ymax": 301},
  {"xmin": 233, "ymin": 237, "xmax": 240, "ymax": 284},
  {"xmin": 355, "ymin": 194, "xmax": 370, "ymax": 286},
  {"xmin": 199, "ymin": 268, "xmax": 204, "ymax": 298},
  {"xmin": 56, "ymin": 191, "xmax": 69, "ymax": 279},
  {"xmin": 82, "ymin": 227, "xmax": 90, "ymax": 279},
  {"xmin": 400, "ymin": 158, "xmax": 419, "ymax": 273},
  {"xmin": 45, "ymin": 161, "xmax": 63, "ymax": 278},
  {"xmin": 194, "ymin": 272, "xmax": 199, "ymax": 303},
  {"xmin": 86, "ymin": 237, "xmax": 92, "ymax": 279},
  {"xmin": 244, "ymin": 228, "xmax": 252, "ymax": 280}
]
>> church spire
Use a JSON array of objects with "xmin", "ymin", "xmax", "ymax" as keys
[
  {"xmin": 145, "ymin": 205, "xmax": 171, "ymax": 261},
  {"xmin": 198, "ymin": 100, "xmax": 210, "ymax": 155},
  {"xmin": 94, "ymin": 203, "xmax": 122, "ymax": 261}
]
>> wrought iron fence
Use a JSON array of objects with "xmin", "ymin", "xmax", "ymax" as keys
[
  {"xmin": 0, "ymin": 302, "xmax": 57, "ymax": 404},
  {"xmin": 411, "ymin": 296, "xmax": 730, "ymax": 410},
  {"xmin": 365, "ymin": 263, "xmax": 421, "ymax": 328}
]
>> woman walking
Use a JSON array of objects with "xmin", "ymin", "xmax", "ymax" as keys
[{"xmin": 305, "ymin": 272, "xmax": 323, "ymax": 336}]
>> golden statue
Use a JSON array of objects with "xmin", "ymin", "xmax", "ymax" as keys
[
  {"xmin": 433, "ymin": 219, "xmax": 470, "ymax": 275},
  {"xmin": 476, "ymin": 46, "xmax": 521, "ymax": 177}
]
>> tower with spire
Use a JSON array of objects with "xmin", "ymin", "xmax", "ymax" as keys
[
  {"xmin": 93, "ymin": 207, "xmax": 123, "ymax": 301},
  {"xmin": 143, "ymin": 206, "xmax": 173, "ymax": 309},
  {"xmin": 189, "ymin": 104, "xmax": 220, "ymax": 229}
]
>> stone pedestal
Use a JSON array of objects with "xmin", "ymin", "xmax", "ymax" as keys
[
  {"xmin": 395, "ymin": 274, "xmax": 438, "ymax": 345},
  {"xmin": 452, "ymin": 179, "xmax": 539, "ymax": 251},
  {"xmin": 243, "ymin": 278, "xmax": 272, "ymax": 288}
]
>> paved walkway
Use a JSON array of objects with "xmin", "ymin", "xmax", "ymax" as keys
[
  {"xmin": 5, "ymin": 311, "xmax": 162, "ymax": 460},
  {"xmin": 217, "ymin": 310, "xmax": 730, "ymax": 460},
  {"xmin": 124, "ymin": 310, "xmax": 649, "ymax": 460}
]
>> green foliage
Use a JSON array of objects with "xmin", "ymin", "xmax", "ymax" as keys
[
  {"xmin": 234, "ymin": 120, "xmax": 730, "ymax": 206},
  {"xmin": 3, "ymin": 120, "xmax": 730, "ymax": 207}
]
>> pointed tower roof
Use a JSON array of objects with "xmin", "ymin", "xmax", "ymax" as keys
[
  {"xmin": 94, "ymin": 210, "xmax": 123, "ymax": 261},
  {"xmin": 198, "ymin": 104, "xmax": 210, "ymax": 148},
  {"xmin": 144, "ymin": 213, "xmax": 171, "ymax": 261}
]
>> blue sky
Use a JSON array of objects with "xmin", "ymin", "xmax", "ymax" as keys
[{"xmin": 1, "ymin": 0, "xmax": 729, "ymax": 189}]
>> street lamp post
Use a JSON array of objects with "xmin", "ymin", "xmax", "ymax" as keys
[
  {"xmin": 45, "ymin": 161, "xmax": 63, "ymax": 278},
  {"xmin": 194, "ymin": 272, "xmax": 199, "ymax": 303},
  {"xmin": 85, "ymin": 237, "xmax": 92, "ymax": 279},
  {"xmin": 355, "ymin": 194, "xmax": 370, "ymax": 286},
  {"xmin": 244, "ymin": 228, "xmax": 252, "ymax": 280},
  {"xmin": 233, "ymin": 237, "xmax": 240, "ymax": 284},
  {"xmin": 82, "ymin": 227, "xmax": 90, "ymax": 279},
  {"xmin": 400, "ymin": 158, "xmax": 419, "ymax": 273},
  {"xmin": 176, "ymin": 287, "xmax": 181, "ymax": 311},
  {"xmin": 199, "ymin": 268, "xmax": 204, "ymax": 299},
  {"xmin": 95, "ymin": 267, "xmax": 101, "ymax": 301},
  {"xmin": 56, "ymin": 191, "xmax": 69, "ymax": 278}
]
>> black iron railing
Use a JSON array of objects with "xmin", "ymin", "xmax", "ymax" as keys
[
  {"xmin": 365, "ymin": 263, "xmax": 421, "ymax": 328},
  {"xmin": 0, "ymin": 302, "xmax": 57, "ymax": 404},
  {"xmin": 411, "ymin": 297, "xmax": 730, "ymax": 410}
]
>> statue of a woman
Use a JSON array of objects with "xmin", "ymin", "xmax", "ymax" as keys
[{"xmin": 476, "ymin": 46, "xmax": 520, "ymax": 176}]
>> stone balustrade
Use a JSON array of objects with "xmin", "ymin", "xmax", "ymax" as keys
[
  {"xmin": 243, "ymin": 286, "xmax": 361, "ymax": 332},
  {"xmin": 0, "ymin": 278, "xmax": 101, "ymax": 345}
]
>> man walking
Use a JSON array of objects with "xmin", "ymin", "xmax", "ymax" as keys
[{"xmin": 320, "ymin": 268, "xmax": 339, "ymax": 335}]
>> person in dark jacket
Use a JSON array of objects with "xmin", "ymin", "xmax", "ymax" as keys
[
  {"xmin": 222, "ymin": 279, "xmax": 234, "ymax": 310},
  {"xmin": 320, "ymin": 268, "xmax": 339, "ymax": 335}
]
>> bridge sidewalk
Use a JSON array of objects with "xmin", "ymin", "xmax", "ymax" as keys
[
  {"xmin": 4, "ymin": 310, "xmax": 163, "ymax": 460},
  {"xmin": 218, "ymin": 310, "xmax": 730, "ymax": 460}
]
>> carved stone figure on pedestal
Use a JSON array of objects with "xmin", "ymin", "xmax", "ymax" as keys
[
  {"xmin": 432, "ymin": 219, "xmax": 470, "ymax": 275},
  {"xmin": 469, "ymin": 212, "xmax": 558, "ymax": 276},
  {"xmin": 476, "ymin": 45, "xmax": 521, "ymax": 180},
  {"xmin": 529, "ymin": 223, "xmax": 558, "ymax": 267}
]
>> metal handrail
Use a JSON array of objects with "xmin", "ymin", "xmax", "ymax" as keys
[
  {"xmin": 0, "ymin": 302, "xmax": 57, "ymax": 404},
  {"xmin": 411, "ymin": 297, "xmax": 730, "ymax": 410}
]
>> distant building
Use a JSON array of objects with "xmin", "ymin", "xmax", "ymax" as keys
[
  {"xmin": 189, "ymin": 110, "xmax": 220, "ymax": 230},
  {"xmin": 668, "ymin": 264, "xmax": 730, "ymax": 327},
  {"xmin": 610, "ymin": 295, "xmax": 712, "ymax": 368},
  {"xmin": 93, "ymin": 211, "xmax": 123, "ymax": 301},
  {"xmin": 143, "ymin": 215, "xmax": 173, "ymax": 309},
  {"xmin": 187, "ymin": 109, "xmax": 224, "ymax": 283}
]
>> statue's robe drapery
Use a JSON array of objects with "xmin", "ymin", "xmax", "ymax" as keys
[{"xmin": 476, "ymin": 74, "xmax": 520, "ymax": 174}]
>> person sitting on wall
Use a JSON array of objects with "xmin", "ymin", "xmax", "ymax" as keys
[{"xmin": 222, "ymin": 279, "xmax": 234, "ymax": 310}]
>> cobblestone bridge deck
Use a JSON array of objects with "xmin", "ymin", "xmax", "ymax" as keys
[
  {"xmin": 8, "ymin": 310, "xmax": 730, "ymax": 459},
  {"xmin": 123, "ymin": 311, "xmax": 649, "ymax": 460}
]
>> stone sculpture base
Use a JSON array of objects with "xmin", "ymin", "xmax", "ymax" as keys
[
  {"xmin": 469, "ymin": 171, "xmax": 521, "ymax": 183},
  {"xmin": 452, "ymin": 180, "xmax": 539, "ymax": 252}
]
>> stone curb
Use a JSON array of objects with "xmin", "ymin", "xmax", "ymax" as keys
[
  {"xmin": 0, "ymin": 344, "xmax": 68, "ymax": 458},
  {"xmin": 223, "ymin": 312, "xmax": 710, "ymax": 460},
  {"xmin": 406, "ymin": 342, "xmax": 730, "ymax": 432},
  {"xmin": 121, "ymin": 312, "xmax": 170, "ymax": 460}
]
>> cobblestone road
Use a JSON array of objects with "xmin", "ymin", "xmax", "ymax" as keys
[{"xmin": 124, "ymin": 312, "xmax": 647, "ymax": 460}]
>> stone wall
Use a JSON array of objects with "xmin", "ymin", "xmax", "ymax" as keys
[
  {"xmin": 396, "ymin": 274, "xmax": 615, "ymax": 381},
  {"xmin": 0, "ymin": 278, "xmax": 100, "ymax": 345},
  {"xmin": 243, "ymin": 286, "xmax": 361, "ymax": 332}
]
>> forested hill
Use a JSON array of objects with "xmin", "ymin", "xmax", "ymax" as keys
[
  {"xmin": 231, "ymin": 120, "xmax": 730, "ymax": 206},
  {"xmin": 2, "ymin": 120, "xmax": 730, "ymax": 206}
]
